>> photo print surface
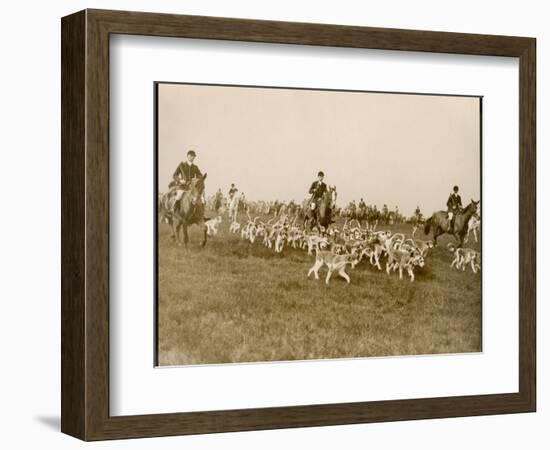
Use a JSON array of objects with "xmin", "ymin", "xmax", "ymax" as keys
[{"xmin": 155, "ymin": 82, "xmax": 481, "ymax": 366}]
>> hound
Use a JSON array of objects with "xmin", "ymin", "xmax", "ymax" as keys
[
  {"xmin": 307, "ymin": 250, "xmax": 360, "ymax": 284},
  {"xmin": 274, "ymin": 230, "xmax": 286, "ymax": 253},
  {"xmin": 386, "ymin": 247, "xmax": 425, "ymax": 282},
  {"xmin": 205, "ymin": 216, "xmax": 222, "ymax": 236},
  {"xmin": 286, "ymin": 226, "xmax": 303, "ymax": 249},
  {"xmin": 359, "ymin": 246, "xmax": 383, "ymax": 270},
  {"xmin": 304, "ymin": 234, "xmax": 330, "ymax": 255},
  {"xmin": 358, "ymin": 231, "xmax": 392, "ymax": 270},
  {"xmin": 449, "ymin": 245, "xmax": 480, "ymax": 273},
  {"xmin": 229, "ymin": 220, "xmax": 241, "ymax": 233},
  {"xmin": 463, "ymin": 250, "xmax": 481, "ymax": 273},
  {"xmin": 411, "ymin": 239, "xmax": 435, "ymax": 257},
  {"xmin": 465, "ymin": 215, "xmax": 481, "ymax": 243},
  {"xmin": 264, "ymin": 223, "xmax": 284, "ymax": 249}
]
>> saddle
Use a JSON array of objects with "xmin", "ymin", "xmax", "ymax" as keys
[
  {"xmin": 165, "ymin": 184, "xmax": 189, "ymax": 212},
  {"xmin": 447, "ymin": 219, "xmax": 454, "ymax": 233},
  {"xmin": 169, "ymin": 179, "xmax": 189, "ymax": 190},
  {"xmin": 446, "ymin": 208, "xmax": 462, "ymax": 233}
]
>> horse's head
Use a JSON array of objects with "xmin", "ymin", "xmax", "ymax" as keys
[
  {"xmin": 465, "ymin": 199, "xmax": 480, "ymax": 215},
  {"xmin": 326, "ymin": 185, "xmax": 337, "ymax": 208},
  {"xmin": 183, "ymin": 174, "xmax": 207, "ymax": 206},
  {"xmin": 189, "ymin": 173, "xmax": 207, "ymax": 195}
]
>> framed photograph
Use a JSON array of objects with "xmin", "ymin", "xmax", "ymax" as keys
[{"xmin": 61, "ymin": 9, "xmax": 536, "ymax": 440}]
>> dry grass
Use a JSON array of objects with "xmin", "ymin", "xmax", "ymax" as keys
[{"xmin": 157, "ymin": 213, "xmax": 481, "ymax": 366}]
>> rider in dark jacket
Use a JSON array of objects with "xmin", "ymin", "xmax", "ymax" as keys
[
  {"xmin": 168, "ymin": 150, "xmax": 204, "ymax": 210},
  {"xmin": 307, "ymin": 171, "xmax": 328, "ymax": 224},
  {"xmin": 309, "ymin": 171, "xmax": 327, "ymax": 207},
  {"xmin": 171, "ymin": 150, "xmax": 202, "ymax": 189},
  {"xmin": 446, "ymin": 185, "xmax": 463, "ymax": 231}
]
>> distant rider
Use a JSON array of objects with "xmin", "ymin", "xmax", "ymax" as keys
[
  {"xmin": 214, "ymin": 188, "xmax": 223, "ymax": 212},
  {"xmin": 228, "ymin": 183, "xmax": 238, "ymax": 200}
]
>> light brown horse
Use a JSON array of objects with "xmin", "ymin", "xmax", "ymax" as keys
[
  {"xmin": 424, "ymin": 199, "xmax": 479, "ymax": 247},
  {"xmin": 163, "ymin": 174, "xmax": 208, "ymax": 248}
]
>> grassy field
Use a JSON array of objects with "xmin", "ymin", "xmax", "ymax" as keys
[{"xmin": 157, "ymin": 213, "xmax": 481, "ymax": 366}]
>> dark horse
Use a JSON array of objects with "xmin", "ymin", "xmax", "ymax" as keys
[
  {"xmin": 162, "ymin": 174, "xmax": 208, "ymax": 248},
  {"xmin": 303, "ymin": 186, "xmax": 337, "ymax": 233},
  {"xmin": 424, "ymin": 199, "xmax": 480, "ymax": 247}
]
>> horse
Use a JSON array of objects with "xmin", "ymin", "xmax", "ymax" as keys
[
  {"xmin": 227, "ymin": 194, "xmax": 239, "ymax": 223},
  {"xmin": 356, "ymin": 205, "xmax": 368, "ymax": 227},
  {"xmin": 213, "ymin": 193, "xmax": 223, "ymax": 213},
  {"xmin": 165, "ymin": 174, "xmax": 208, "ymax": 248},
  {"xmin": 304, "ymin": 186, "xmax": 337, "ymax": 233},
  {"xmin": 424, "ymin": 199, "xmax": 480, "ymax": 247}
]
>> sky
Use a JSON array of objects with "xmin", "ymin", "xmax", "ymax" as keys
[{"xmin": 157, "ymin": 83, "xmax": 480, "ymax": 216}]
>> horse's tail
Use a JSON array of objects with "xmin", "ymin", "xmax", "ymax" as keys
[{"xmin": 424, "ymin": 216, "xmax": 432, "ymax": 235}]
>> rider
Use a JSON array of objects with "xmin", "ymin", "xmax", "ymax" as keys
[
  {"xmin": 446, "ymin": 185, "xmax": 463, "ymax": 232},
  {"xmin": 171, "ymin": 149, "xmax": 202, "ymax": 188},
  {"xmin": 308, "ymin": 171, "xmax": 328, "ymax": 214},
  {"xmin": 358, "ymin": 198, "xmax": 366, "ymax": 210},
  {"xmin": 348, "ymin": 200, "xmax": 357, "ymax": 217},
  {"xmin": 214, "ymin": 188, "xmax": 223, "ymax": 212},
  {"xmin": 239, "ymin": 192, "xmax": 246, "ymax": 211},
  {"xmin": 228, "ymin": 183, "xmax": 238, "ymax": 200},
  {"xmin": 414, "ymin": 205, "xmax": 422, "ymax": 224},
  {"xmin": 169, "ymin": 149, "xmax": 204, "ymax": 209},
  {"xmin": 309, "ymin": 171, "xmax": 327, "ymax": 225}
]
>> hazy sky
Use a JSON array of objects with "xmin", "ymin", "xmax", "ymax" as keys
[{"xmin": 157, "ymin": 83, "xmax": 480, "ymax": 216}]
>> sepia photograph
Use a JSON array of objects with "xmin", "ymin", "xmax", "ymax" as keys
[{"xmin": 155, "ymin": 82, "xmax": 481, "ymax": 366}]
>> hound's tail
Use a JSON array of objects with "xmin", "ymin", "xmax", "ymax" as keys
[{"xmin": 423, "ymin": 217, "xmax": 432, "ymax": 235}]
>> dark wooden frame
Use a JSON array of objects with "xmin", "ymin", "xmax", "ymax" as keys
[{"xmin": 61, "ymin": 9, "xmax": 536, "ymax": 441}]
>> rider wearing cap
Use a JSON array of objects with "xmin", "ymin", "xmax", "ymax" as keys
[
  {"xmin": 446, "ymin": 185, "xmax": 463, "ymax": 232},
  {"xmin": 308, "ymin": 171, "xmax": 328, "ymax": 211},
  {"xmin": 168, "ymin": 149, "xmax": 204, "ymax": 209},
  {"xmin": 170, "ymin": 149, "xmax": 203, "ymax": 189}
]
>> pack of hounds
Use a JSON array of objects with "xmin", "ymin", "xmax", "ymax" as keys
[{"xmin": 203, "ymin": 213, "xmax": 481, "ymax": 285}]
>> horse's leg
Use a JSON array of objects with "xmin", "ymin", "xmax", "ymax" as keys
[
  {"xmin": 166, "ymin": 218, "xmax": 174, "ymax": 240},
  {"xmin": 433, "ymin": 228, "xmax": 439, "ymax": 246},
  {"xmin": 325, "ymin": 269, "xmax": 333, "ymax": 285},
  {"xmin": 170, "ymin": 220, "xmax": 179, "ymax": 244},
  {"xmin": 177, "ymin": 223, "xmax": 184, "ymax": 245},
  {"xmin": 338, "ymin": 268, "xmax": 351, "ymax": 284},
  {"xmin": 201, "ymin": 222, "xmax": 207, "ymax": 247},
  {"xmin": 183, "ymin": 225, "xmax": 189, "ymax": 249}
]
